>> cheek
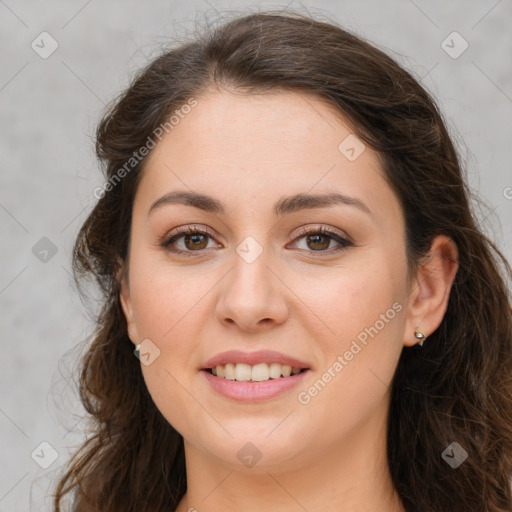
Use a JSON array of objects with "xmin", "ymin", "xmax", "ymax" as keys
[
  {"xmin": 129, "ymin": 255, "xmax": 210, "ymax": 340},
  {"xmin": 295, "ymin": 255, "xmax": 406, "ymax": 427},
  {"xmin": 311, "ymin": 256, "xmax": 405, "ymax": 346},
  {"xmin": 128, "ymin": 260, "xmax": 211, "ymax": 437}
]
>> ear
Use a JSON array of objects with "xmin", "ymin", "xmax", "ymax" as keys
[
  {"xmin": 403, "ymin": 235, "xmax": 459, "ymax": 347},
  {"xmin": 117, "ymin": 257, "xmax": 139, "ymax": 345}
]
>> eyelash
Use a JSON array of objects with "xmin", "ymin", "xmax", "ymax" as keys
[{"xmin": 161, "ymin": 224, "xmax": 353, "ymax": 258}]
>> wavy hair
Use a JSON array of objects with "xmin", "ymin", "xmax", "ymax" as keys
[{"xmin": 54, "ymin": 9, "xmax": 512, "ymax": 512}]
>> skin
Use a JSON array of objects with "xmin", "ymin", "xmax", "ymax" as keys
[{"xmin": 119, "ymin": 88, "xmax": 458, "ymax": 512}]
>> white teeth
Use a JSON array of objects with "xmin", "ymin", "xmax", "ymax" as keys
[
  {"xmin": 281, "ymin": 365, "xmax": 292, "ymax": 377},
  {"xmin": 252, "ymin": 363, "xmax": 270, "ymax": 381},
  {"xmin": 211, "ymin": 362, "xmax": 304, "ymax": 381},
  {"xmin": 224, "ymin": 363, "xmax": 236, "ymax": 380},
  {"xmin": 235, "ymin": 363, "xmax": 252, "ymax": 381},
  {"xmin": 269, "ymin": 362, "xmax": 282, "ymax": 379}
]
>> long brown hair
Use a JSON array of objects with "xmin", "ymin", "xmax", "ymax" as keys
[{"xmin": 53, "ymin": 9, "xmax": 512, "ymax": 512}]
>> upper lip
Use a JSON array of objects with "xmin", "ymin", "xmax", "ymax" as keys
[{"xmin": 201, "ymin": 350, "xmax": 311, "ymax": 370}]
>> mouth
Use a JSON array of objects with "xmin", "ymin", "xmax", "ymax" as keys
[
  {"xmin": 200, "ymin": 349, "xmax": 311, "ymax": 401},
  {"xmin": 201, "ymin": 362, "xmax": 311, "ymax": 402},
  {"xmin": 203, "ymin": 362, "xmax": 309, "ymax": 382}
]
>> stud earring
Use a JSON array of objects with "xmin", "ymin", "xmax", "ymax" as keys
[{"xmin": 414, "ymin": 330, "xmax": 426, "ymax": 347}]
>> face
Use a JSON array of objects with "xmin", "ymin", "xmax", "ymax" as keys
[{"xmin": 120, "ymin": 89, "xmax": 413, "ymax": 471}]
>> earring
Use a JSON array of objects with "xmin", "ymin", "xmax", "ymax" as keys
[
  {"xmin": 414, "ymin": 330, "xmax": 426, "ymax": 347},
  {"xmin": 134, "ymin": 343, "xmax": 141, "ymax": 359}
]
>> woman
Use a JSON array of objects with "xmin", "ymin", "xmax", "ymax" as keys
[{"xmin": 54, "ymin": 9, "xmax": 512, "ymax": 512}]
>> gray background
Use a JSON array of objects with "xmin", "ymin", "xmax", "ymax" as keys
[{"xmin": 1, "ymin": 0, "xmax": 511, "ymax": 509}]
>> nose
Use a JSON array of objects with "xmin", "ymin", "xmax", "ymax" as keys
[{"xmin": 215, "ymin": 248, "xmax": 289, "ymax": 333}]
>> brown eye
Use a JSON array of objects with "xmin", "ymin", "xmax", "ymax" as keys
[
  {"xmin": 290, "ymin": 226, "xmax": 353, "ymax": 255},
  {"xmin": 182, "ymin": 233, "xmax": 209, "ymax": 250},
  {"xmin": 305, "ymin": 233, "xmax": 331, "ymax": 251},
  {"xmin": 162, "ymin": 226, "xmax": 219, "ymax": 256}
]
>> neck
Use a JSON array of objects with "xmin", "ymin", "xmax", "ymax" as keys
[{"xmin": 176, "ymin": 401, "xmax": 405, "ymax": 512}]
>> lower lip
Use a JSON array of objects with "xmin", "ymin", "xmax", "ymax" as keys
[{"xmin": 202, "ymin": 369, "xmax": 310, "ymax": 402}]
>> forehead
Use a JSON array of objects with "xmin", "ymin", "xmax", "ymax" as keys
[
  {"xmin": 143, "ymin": 89, "xmax": 363, "ymax": 172},
  {"xmin": 134, "ymin": 89, "xmax": 402, "ymax": 226}
]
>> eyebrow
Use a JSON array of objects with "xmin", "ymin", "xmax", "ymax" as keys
[{"xmin": 148, "ymin": 190, "xmax": 372, "ymax": 217}]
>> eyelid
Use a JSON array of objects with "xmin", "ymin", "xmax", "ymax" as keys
[{"xmin": 291, "ymin": 224, "xmax": 352, "ymax": 244}]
